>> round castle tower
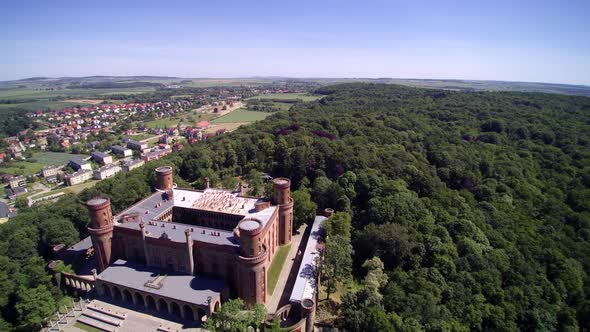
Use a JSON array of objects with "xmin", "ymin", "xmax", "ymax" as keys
[
  {"xmin": 237, "ymin": 218, "xmax": 268, "ymax": 306},
  {"xmin": 155, "ymin": 166, "xmax": 174, "ymax": 191},
  {"xmin": 87, "ymin": 197, "xmax": 114, "ymax": 273},
  {"xmin": 273, "ymin": 177, "xmax": 293, "ymax": 245}
]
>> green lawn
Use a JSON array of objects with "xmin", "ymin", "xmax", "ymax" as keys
[
  {"xmin": 73, "ymin": 322, "xmax": 103, "ymax": 332},
  {"xmin": 0, "ymin": 161, "xmax": 44, "ymax": 176},
  {"xmin": 247, "ymin": 92, "xmax": 321, "ymax": 102},
  {"xmin": 32, "ymin": 152, "xmax": 87, "ymax": 166},
  {"xmin": 31, "ymin": 180, "xmax": 98, "ymax": 200},
  {"xmin": 211, "ymin": 110, "xmax": 273, "ymax": 124},
  {"xmin": 268, "ymin": 244, "xmax": 291, "ymax": 295},
  {"xmin": 144, "ymin": 117, "xmax": 180, "ymax": 128}
]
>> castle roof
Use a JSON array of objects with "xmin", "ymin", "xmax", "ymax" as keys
[{"xmin": 97, "ymin": 259, "xmax": 224, "ymax": 307}]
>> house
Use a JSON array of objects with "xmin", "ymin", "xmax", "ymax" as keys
[
  {"xmin": 93, "ymin": 164, "xmax": 122, "ymax": 180},
  {"xmin": 159, "ymin": 135, "xmax": 173, "ymax": 145},
  {"xmin": 69, "ymin": 158, "xmax": 92, "ymax": 171},
  {"xmin": 111, "ymin": 145, "xmax": 132, "ymax": 157},
  {"xmin": 127, "ymin": 139, "xmax": 148, "ymax": 151},
  {"xmin": 65, "ymin": 169, "xmax": 93, "ymax": 186},
  {"xmin": 8, "ymin": 176, "xmax": 26, "ymax": 189},
  {"xmin": 41, "ymin": 165, "xmax": 61, "ymax": 178},
  {"xmin": 121, "ymin": 159, "xmax": 144, "ymax": 172},
  {"xmin": 91, "ymin": 151, "xmax": 113, "ymax": 165}
]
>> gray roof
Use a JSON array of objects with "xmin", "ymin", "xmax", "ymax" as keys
[
  {"xmin": 70, "ymin": 158, "xmax": 88, "ymax": 165},
  {"xmin": 115, "ymin": 191, "xmax": 174, "ymax": 222},
  {"xmin": 116, "ymin": 218, "xmax": 240, "ymax": 247},
  {"xmin": 111, "ymin": 145, "xmax": 129, "ymax": 151},
  {"xmin": 0, "ymin": 201, "xmax": 10, "ymax": 218},
  {"xmin": 290, "ymin": 215, "xmax": 326, "ymax": 304},
  {"xmin": 91, "ymin": 151, "xmax": 109, "ymax": 158},
  {"xmin": 98, "ymin": 259, "xmax": 224, "ymax": 306}
]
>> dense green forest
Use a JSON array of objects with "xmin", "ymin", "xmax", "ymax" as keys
[{"xmin": 0, "ymin": 83, "xmax": 589, "ymax": 330}]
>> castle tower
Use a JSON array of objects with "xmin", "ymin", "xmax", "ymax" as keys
[
  {"xmin": 273, "ymin": 177, "xmax": 293, "ymax": 245},
  {"xmin": 87, "ymin": 197, "xmax": 114, "ymax": 273},
  {"xmin": 155, "ymin": 166, "xmax": 174, "ymax": 191},
  {"xmin": 237, "ymin": 218, "xmax": 268, "ymax": 306}
]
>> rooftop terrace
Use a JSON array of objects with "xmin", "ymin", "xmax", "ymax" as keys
[{"xmin": 98, "ymin": 259, "xmax": 224, "ymax": 307}]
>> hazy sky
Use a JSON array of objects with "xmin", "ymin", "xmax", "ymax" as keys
[{"xmin": 1, "ymin": 0, "xmax": 589, "ymax": 84}]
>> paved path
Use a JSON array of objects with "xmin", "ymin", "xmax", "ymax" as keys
[{"xmin": 267, "ymin": 223, "xmax": 308, "ymax": 313}]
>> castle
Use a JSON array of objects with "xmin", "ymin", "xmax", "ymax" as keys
[{"xmin": 85, "ymin": 166, "xmax": 294, "ymax": 321}]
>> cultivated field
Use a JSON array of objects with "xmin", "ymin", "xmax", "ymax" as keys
[
  {"xmin": 247, "ymin": 92, "xmax": 321, "ymax": 102},
  {"xmin": 210, "ymin": 110, "xmax": 272, "ymax": 123}
]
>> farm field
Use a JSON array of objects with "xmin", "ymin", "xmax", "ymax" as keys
[
  {"xmin": 210, "ymin": 109, "xmax": 273, "ymax": 123},
  {"xmin": 0, "ymin": 87, "xmax": 155, "ymax": 111},
  {"xmin": 247, "ymin": 92, "xmax": 321, "ymax": 102}
]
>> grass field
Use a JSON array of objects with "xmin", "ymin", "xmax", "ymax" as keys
[
  {"xmin": 247, "ymin": 92, "xmax": 321, "ymax": 102},
  {"xmin": 211, "ymin": 109, "xmax": 273, "ymax": 123},
  {"xmin": 268, "ymin": 244, "xmax": 291, "ymax": 295},
  {"xmin": 144, "ymin": 117, "xmax": 180, "ymax": 128},
  {"xmin": 73, "ymin": 322, "xmax": 103, "ymax": 332},
  {"xmin": 0, "ymin": 161, "xmax": 44, "ymax": 176},
  {"xmin": 32, "ymin": 152, "xmax": 86, "ymax": 166},
  {"xmin": 0, "ymin": 152, "xmax": 84, "ymax": 176},
  {"xmin": 31, "ymin": 180, "xmax": 98, "ymax": 200}
]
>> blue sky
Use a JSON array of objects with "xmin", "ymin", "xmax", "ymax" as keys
[{"xmin": 1, "ymin": 0, "xmax": 589, "ymax": 84}]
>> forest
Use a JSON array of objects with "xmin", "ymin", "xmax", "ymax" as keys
[{"xmin": 0, "ymin": 83, "xmax": 589, "ymax": 331}]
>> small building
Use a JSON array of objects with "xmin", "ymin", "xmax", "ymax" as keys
[
  {"xmin": 41, "ymin": 165, "xmax": 61, "ymax": 178},
  {"xmin": 8, "ymin": 175, "xmax": 26, "ymax": 189},
  {"xmin": 159, "ymin": 135, "xmax": 173, "ymax": 145},
  {"xmin": 93, "ymin": 164, "xmax": 122, "ymax": 180},
  {"xmin": 91, "ymin": 151, "xmax": 113, "ymax": 165},
  {"xmin": 121, "ymin": 159, "xmax": 144, "ymax": 172},
  {"xmin": 69, "ymin": 158, "xmax": 92, "ymax": 171},
  {"xmin": 111, "ymin": 145, "xmax": 132, "ymax": 157},
  {"xmin": 65, "ymin": 169, "xmax": 93, "ymax": 186},
  {"xmin": 127, "ymin": 139, "xmax": 148, "ymax": 151}
]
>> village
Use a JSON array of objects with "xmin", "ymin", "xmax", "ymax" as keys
[{"xmin": 0, "ymin": 95, "xmax": 263, "ymax": 215}]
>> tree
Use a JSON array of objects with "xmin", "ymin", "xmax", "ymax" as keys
[
  {"xmin": 362, "ymin": 257, "xmax": 388, "ymax": 292},
  {"xmin": 321, "ymin": 235, "xmax": 353, "ymax": 299},
  {"xmin": 323, "ymin": 211, "xmax": 351, "ymax": 239},
  {"xmin": 40, "ymin": 217, "xmax": 79, "ymax": 249},
  {"xmin": 292, "ymin": 189, "xmax": 317, "ymax": 229},
  {"xmin": 203, "ymin": 298, "xmax": 266, "ymax": 332},
  {"xmin": 15, "ymin": 285, "xmax": 56, "ymax": 330}
]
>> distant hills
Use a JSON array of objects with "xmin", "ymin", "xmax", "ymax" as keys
[{"xmin": 1, "ymin": 76, "xmax": 589, "ymax": 96}]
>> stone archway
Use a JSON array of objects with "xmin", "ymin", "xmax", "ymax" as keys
[
  {"xmin": 197, "ymin": 308, "xmax": 206, "ymax": 321},
  {"xmin": 157, "ymin": 298, "xmax": 167, "ymax": 312},
  {"xmin": 183, "ymin": 305, "xmax": 194, "ymax": 321},
  {"xmin": 123, "ymin": 289, "xmax": 132, "ymax": 302},
  {"xmin": 146, "ymin": 295, "xmax": 156, "ymax": 311},
  {"xmin": 170, "ymin": 301, "xmax": 181, "ymax": 317},
  {"xmin": 134, "ymin": 292, "xmax": 145, "ymax": 308},
  {"xmin": 112, "ymin": 286, "xmax": 122, "ymax": 301},
  {"xmin": 101, "ymin": 284, "xmax": 112, "ymax": 298}
]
